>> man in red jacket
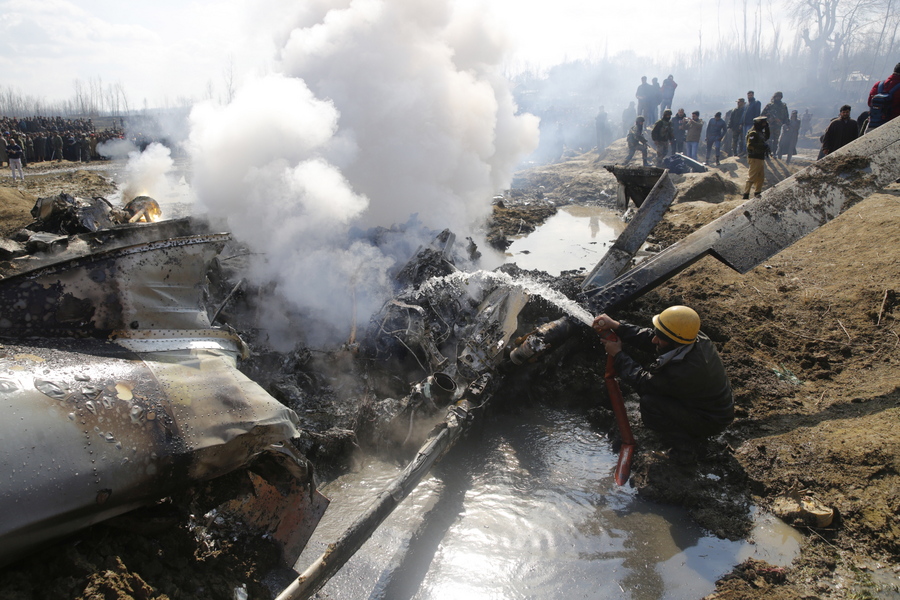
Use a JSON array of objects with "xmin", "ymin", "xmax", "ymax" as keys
[{"xmin": 867, "ymin": 62, "xmax": 900, "ymax": 130}]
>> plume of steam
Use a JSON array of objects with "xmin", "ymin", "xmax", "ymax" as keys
[
  {"xmin": 187, "ymin": 0, "xmax": 539, "ymax": 349},
  {"xmin": 119, "ymin": 143, "xmax": 177, "ymax": 203}
]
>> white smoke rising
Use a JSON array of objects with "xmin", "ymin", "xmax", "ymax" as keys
[
  {"xmin": 97, "ymin": 138, "xmax": 139, "ymax": 161},
  {"xmin": 119, "ymin": 143, "xmax": 177, "ymax": 203},
  {"xmin": 188, "ymin": 0, "xmax": 539, "ymax": 349}
]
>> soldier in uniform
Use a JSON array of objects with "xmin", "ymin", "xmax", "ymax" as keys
[{"xmin": 624, "ymin": 116, "xmax": 650, "ymax": 166}]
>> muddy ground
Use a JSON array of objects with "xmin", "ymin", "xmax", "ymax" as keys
[{"xmin": 0, "ymin": 146, "xmax": 898, "ymax": 599}]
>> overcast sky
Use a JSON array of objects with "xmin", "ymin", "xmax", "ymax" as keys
[{"xmin": 0, "ymin": 0, "xmax": 775, "ymax": 107}]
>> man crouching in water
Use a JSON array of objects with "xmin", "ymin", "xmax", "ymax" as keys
[{"xmin": 592, "ymin": 305, "xmax": 734, "ymax": 457}]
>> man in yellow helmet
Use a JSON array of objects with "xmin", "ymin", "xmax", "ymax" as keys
[{"xmin": 592, "ymin": 305, "xmax": 734, "ymax": 449}]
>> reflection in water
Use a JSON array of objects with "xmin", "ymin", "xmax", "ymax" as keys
[
  {"xmin": 296, "ymin": 406, "xmax": 799, "ymax": 599},
  {"xmin": 505, "ymin": 205, "xmax": 625, "ymax": 275}
]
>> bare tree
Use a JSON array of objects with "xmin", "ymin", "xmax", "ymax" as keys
[
  {"xmin": 792, "ymin": 0, "xmax": 885, "ymax": 85},
  {"xmin": 223, "ymin": 57, "xmax": 236, "ymax": 104},
  {"xmin": 115, "ymin": 82, "xmax": 131, "ymax": 116}
]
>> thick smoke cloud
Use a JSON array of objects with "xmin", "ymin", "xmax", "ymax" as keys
[
  {"xmin": 187, "ymin": 0, "xmax": 539, "ymax": 349},
  {"xmin": 118, "ymin": 143, "xmax": 177, "ymax": 204}
]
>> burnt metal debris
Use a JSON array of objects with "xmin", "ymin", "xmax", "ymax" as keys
[
  {"xmin": 0, "ymin": 217, "xmax": 328, "ymax": 569},
  {"xmin": 582, "ymin": 169, "xmax": 676, "ymax": 290},
  {"xmin": 6, "ymin": 115, "xmax": 900, "ymax": 596},
  {"xmin": 277, "ymin": 117, "xmax": 900, "ymax": 599},
  {"xmin": 277, "ymin": 235, "xmax": 530, "ymax": 600},
  {"xmin": 605, "ymin": 165, "xmax": 666, "ymax": 209}
]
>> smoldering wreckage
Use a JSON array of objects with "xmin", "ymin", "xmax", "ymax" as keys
[{"xmin": 1, "ymin": 119, "xmax": 899, "ymax": 599}]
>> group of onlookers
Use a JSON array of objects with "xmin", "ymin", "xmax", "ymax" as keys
[
  {"xmin": 622, "ymin": 62, "xmax": 900, "ymax": 198},
  {"xmin": 0, "ymin": 116, "xmax": 96, "ymax": 136},
  {"xmin": 2, "ymin": 117, "xmax": 127, "ymax": 180}
]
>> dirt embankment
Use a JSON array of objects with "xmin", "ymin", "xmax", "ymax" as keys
[{"xmin": 1, "ymin": 151, "xmax": 898, "ymax": 599}]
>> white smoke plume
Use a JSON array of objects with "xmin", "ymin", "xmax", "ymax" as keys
[
  {"xmin": 188, "ymin": 0, "xmax": 539, "ymax": 349},
  {"xmin": 96, "ymin": 138, "xmax": 139, "ymax": 161},
  {"xmin": 119, "ymin": 142, "xmax": 177, "ymax": 203}
]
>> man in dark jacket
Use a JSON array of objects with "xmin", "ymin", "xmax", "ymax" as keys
[
  {"xmin": 624, "ymin": 116, "xmax": 649, "ymax": 166},
  {"xmin": 761, "ymin": 91, "xmax": 789, "ymax": 158},
  {"xmin": 743, "ymin": 115, "xmax": 770, "ymax": 199},
  {"xmin": 592, "ymin": 306, "xmax": 734, "ymax": 447},
  {"xmin": 660, "ymin": 75, "xmax": 677, "ymax": 111},
  {"xmin": 705, "ymin": 112, "xmax": 727, "ymax": 165},
  {"xmin": 636, "ymin": 76, "xmax": 654, "ymax": 121},
  {"xmin": 648, "ymin": 77, "xmax": 662, "ymax": 124},
  {"xmin": 741, "ymin": 90, "xmax": 761, "ymax": 141},
  {"xmin": 651, "ymin": 109, "xmax": 675, "ymax": 166},
  {"xmin": 728, "ymin": 98, "xmax": 746, "ymax": 156},
  {"xmin": 820, "ymin": 105, "xmax": 858, "ymax": 156}
]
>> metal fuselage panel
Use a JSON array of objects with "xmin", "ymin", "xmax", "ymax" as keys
[{"xmin": 0, "ymin": 338, "xmax": 304, "ymax": 566}]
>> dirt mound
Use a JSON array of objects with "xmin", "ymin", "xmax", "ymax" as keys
[
  {"xmin": 674, "ymin": 170, "xmax": 741, "ymax": 203},
  {"xmin": 0, "ymin": 187, "xmax": 37, "ymax": 237}
]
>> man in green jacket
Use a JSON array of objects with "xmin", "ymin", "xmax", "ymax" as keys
[{"xmin": 592, "ymin": 305, "xmax": 734, "ymax": 448}]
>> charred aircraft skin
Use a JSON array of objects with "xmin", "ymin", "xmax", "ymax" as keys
[{"xmin": 0, "ymin": 219, "xmax": 328, "ymax": 569}]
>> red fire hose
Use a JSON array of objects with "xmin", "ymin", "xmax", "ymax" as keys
[{"xmin": 601, "ymin": 331, "xmax": 635, "ymax": 485}]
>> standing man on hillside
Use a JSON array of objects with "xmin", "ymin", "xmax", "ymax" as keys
[
  {"xmin": 651, "ymin": 109, "xmax": 675, "ymax": 166},
  {"xmin": 7, "ymin": 137, "xmax": 25, "ymax": 182},
  {"xmin": 800, "ymin": 109, "xmax": 813, "ymax": 136},
  {"xmin": 648, "ymin": 77, "xmax": 662, "ymax": 124},
  {"xmin": 782, "ymin": 110, "xmax": 801, "ymax": 164},
  {"xmin": 672, "ymin": 108, "xmax": 688, "ymax": 155},
  {"xmin": 705, "ymin": 112, "xmax": 727, "ymax": 165},
  {"xmin": 52, "ymin": 132, "xmax": 63, "ymax": 162},
  {"xmin": 728, "ymin": 98, "xmax": 746, "ymax": 156},
  {"xmin": 624, "ymin": 116, "xmax": 650, "ymax": 166},
  {"xmin": 820, "ymin": 105, "xmax": 858, "ymax": 156},
  {"xmin": 742, "ymin": 90, "xmax": 762, "ymax": 145},
  {"xmin": 684, "ymin": 110, "xmax": 704, "ymax": 161},
  {"xmin": 761, "ymin": 92, "xmax": 789, "ymax": 158},
  {"xmin": 742, "ymin": 116, "xmax": 769, "ymax": 199},
  {"xmin": 660, "ymin": 75, "xmax": 678, "ymax": 111},
  {"xmin": 636, "ymin": 76, "xmax": 654, "ymax": 121}
]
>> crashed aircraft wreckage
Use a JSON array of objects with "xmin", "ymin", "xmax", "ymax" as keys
[
  {"xmin": 276, "ymin": 116, "xmax": 900, "ymax": 600},
  {"xmin": 0, "ymin": 216, "xmax": 328, "ymax": 569},
  {"xmin": 4, "ymin": 115, "xmax": 898, "ymax": 595}
]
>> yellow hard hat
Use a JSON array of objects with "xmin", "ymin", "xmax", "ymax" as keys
[{"xmin": 652, "ymin": 305, "xmax": 700, "ymax": 344}]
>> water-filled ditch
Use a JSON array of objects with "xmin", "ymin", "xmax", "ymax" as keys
[
  {"xmin": 293, "ymin": 206, "xmax": 801, "ymax": 599},
  {"xmin": 296, "ymin": 406, "xmax": 800, "ymax": 599}
]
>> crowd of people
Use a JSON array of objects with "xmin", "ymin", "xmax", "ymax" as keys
[
  {"xmin": 2, "ymin": 116, "xmax": 128, "ymax": 178},
  {"xmin": 618, "ymin": 63, "xmax": 900, "ymax": 197},
  {"xmin": 590, "ymin": 64, "xmax": 900, "ymax": 457},
  {"xmin": 623, "ymin": 81, "xmax": 822, "ymax": 168}
]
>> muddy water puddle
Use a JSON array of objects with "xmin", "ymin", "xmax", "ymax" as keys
[
  {"xmin": 296, "ymin": 407, "xmax": 800, "ymax": 599},
  {"xmin": 504, "ymin": 205, "xmax": 626, "ymax": 275}
]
